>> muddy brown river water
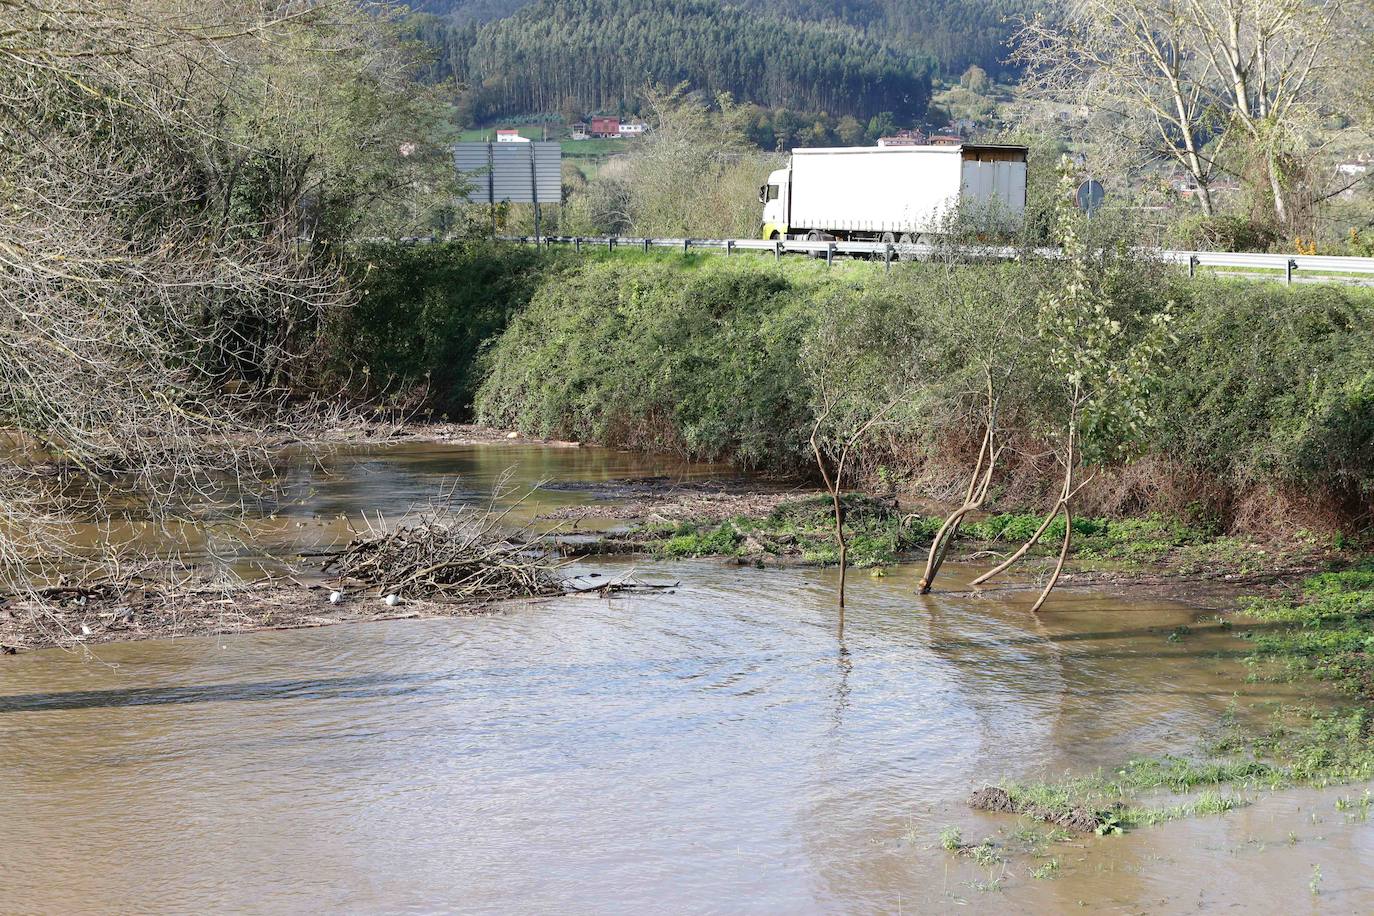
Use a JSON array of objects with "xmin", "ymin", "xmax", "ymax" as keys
[{"xmin": 2, "ymin": 442, "xmax": 1372, "ymax": 914}]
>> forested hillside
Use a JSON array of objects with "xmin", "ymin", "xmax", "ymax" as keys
[
  {"xmin": 735, "ymin": 0, "xmax": 1029, "ymax": 79},
  {"xmin": 413, "ymin": 0, "xmax": 1026, "ymax": 81},
  {"xmin": 414, "ymin": 0, "xmax": 932, "ymax": 122},
  {"xmin": 407, "ymin": 0, "xmax": 527, "ymax": 23}
]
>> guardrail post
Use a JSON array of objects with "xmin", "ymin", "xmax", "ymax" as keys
[
  {"xmin": 1287, "ymin": 258, "xmax": 1297, "ymax": 286},
  {"xmin": 1188, "ymin": 254, "xmax": 1198, "ymax": 278},
  {"xmin": 643, "ymin": 238, "xmax": 650, "ymax": 253},
  {"xmin": 726, "ymin": 240, "xmax": 734, "ymax": 258},
  {"xmin": 574, "ymin": 237, "xmax": 582, "ymax": 253},
  {"xmin": 774, "ymin": 240, "xmax": 782, "ymax": 262},
  {"xmin": 683, "ymin": 239, "xmax": 690, "ymax": 255},
  {"xmin": 884, "ymin": 244, "xmax": 893, "ymax": 273},
  {"xmin": 608, "ymin": 238, "xmax": 614, "ymax": 253},
  {"xmin": 825, "ymin": 243, "xmax": 834, "ymax": 267}
]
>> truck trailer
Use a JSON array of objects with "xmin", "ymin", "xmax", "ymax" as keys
[{"xmin": 759, "ymin": 144, "xmax": 1028, "ymax": 242}]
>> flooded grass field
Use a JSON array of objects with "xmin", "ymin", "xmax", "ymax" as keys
[{"xmin": 2, "ymin": 442, "xmax": 1371, "ymax": 913}]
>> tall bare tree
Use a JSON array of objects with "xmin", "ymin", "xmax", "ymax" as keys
[{"xmin": 1016, "ymin": 0, "xmax": 1359, "ymax": 229}]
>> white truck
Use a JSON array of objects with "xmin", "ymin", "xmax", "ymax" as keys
[{"xmin": 758, "ymin": 144, "xmax": 1028, "ymax": 243}]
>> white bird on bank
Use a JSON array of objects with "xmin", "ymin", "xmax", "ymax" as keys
[
  {"xmin": 329, "ymin": 590, "xmax": 343, "ymax": 605},
  {"xmin": 384, "ymin": 593, "xmax": 401, "ymax": 607}
]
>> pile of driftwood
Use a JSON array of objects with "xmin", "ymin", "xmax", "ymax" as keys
[
  {"xmin": 322, "ymin": 481, "xmax": 566, "ymax": 601},
  {"xmin": 324, "ymin": 521, "xmax": 563, "ymax": 600}
]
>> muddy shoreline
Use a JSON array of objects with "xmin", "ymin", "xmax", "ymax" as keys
[
  {"xmin": 0, "ymin": 581, "xmax": 527, "ymax": 653},
  {"xmin": 0, "ymin": 534, "xmax": 1323, "ymax": 656},
  {"xmin": 0, "ymin": 428, "xmax": 1348, "ymax": 653}
]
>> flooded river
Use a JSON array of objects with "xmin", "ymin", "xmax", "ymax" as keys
[{"xmin": 2, "ymin": 442, "xmax": 1372, "ymax": 913}]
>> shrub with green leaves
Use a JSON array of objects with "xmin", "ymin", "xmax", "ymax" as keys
[
  {"xmin": 360, "ymin": 239, "xmax": 1374, "ymax": 530},
  {"xmin": 329, "ymin": 241, "xmax": 562, "ymax": 418},
  {"xmin": 476, "ymin": 255, "xmax": 825, "ymax": 466}
]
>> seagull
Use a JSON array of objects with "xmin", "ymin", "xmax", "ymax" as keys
[
  {"xmin": 329, "ymin": 590, "xmax": 343, "ymax": 604},
  {"xmin": 384, "ymin": 593, "xmax": 401, "ymax": 607}
]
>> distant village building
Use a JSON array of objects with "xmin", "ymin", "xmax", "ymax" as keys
[
  {"xmin": 928, "ymin": 132, "xmax": 963, "ymax": 146},
  {"xmin": 495, "ymin": 128, "xmax": 529, "ymax": 143},
  {"xmin": 589, "ymin": 116, "xmax": 621, "ymax": 138},
  {"xmin": 571, "ymin": 122, "xmax": 589, "ymax": 140},
  {"xmin": 618, "ymin": 120, "xmax": 648, "ymax": 137},
  {"xmin": 877, "ymin": 128, "xmax": 925, "ymax": 147}
]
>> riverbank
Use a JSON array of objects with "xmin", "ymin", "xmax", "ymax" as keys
[
  {"xmin": 2, "ymin": 453, "xmax": 1361, "ymax": 653},
  {"xmin": 268, "ymin": 418, "xmax": 583, "ymax": 449}
]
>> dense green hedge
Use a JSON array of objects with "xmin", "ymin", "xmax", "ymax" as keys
[
  {"xmin": 475, "ymin": 253, "xmax": 1374, "ymax": 501},
  {"xmin": 474, "ymin": 254, "xmax": 823, "ymax": 464},
  {"xmin": 1156, "ymin": 283, "xmax": 1374, "ymax": 490}
]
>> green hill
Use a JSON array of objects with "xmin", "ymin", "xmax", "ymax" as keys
[
  {"xmin": 411, "ymin": 0, "xmax": 935, "ymax": 123},
  {"xmin": 410, "ymin": 0, "xmax": 1028, "ymax": 85}
]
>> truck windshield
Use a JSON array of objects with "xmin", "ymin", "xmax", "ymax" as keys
[{"xmin": 766, "ymin": 184, "xmax": 780, "ymax": 201}]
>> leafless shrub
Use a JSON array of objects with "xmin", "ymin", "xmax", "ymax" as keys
[{"xmin": 0, "ymin": 1, "xmax": 447, "ymax": 642}]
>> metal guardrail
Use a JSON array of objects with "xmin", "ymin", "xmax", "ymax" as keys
[{"xmin": 495, "ymin": 234, "xmax": 1374, "ymax": 284}]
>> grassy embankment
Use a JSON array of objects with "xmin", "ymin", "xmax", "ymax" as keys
[{"xmin": 337, "ymin": 242, "xmax": 1374, "ymax": 539}]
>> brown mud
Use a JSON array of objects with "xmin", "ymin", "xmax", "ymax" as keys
[
  {"xmin": 968, "ymin": 786, "xmax": 1105, "ymax": 833},
  {"xmin": 536, "ymin": 475, "xmax": 819, "ymax": 524},
  {"xmin": 270, "ymin": 419, "xmax": 583, "ymax": 449}
]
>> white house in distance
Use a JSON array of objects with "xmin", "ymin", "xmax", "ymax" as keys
[
  {"xmin": 495, "ymin": 128, "xmax": 530, "ymax": 143},
  {"xmin": 618, "ymin": 120, "xmax": 648, "ymax": 137}
]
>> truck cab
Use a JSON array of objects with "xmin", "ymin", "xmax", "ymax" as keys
[{"xmin": 759, "ymin": 168, "xmax": 790, "ymax": 239}]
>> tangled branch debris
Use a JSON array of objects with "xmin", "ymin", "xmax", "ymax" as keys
[{"xmin": 322, "ymin": 478, "xmax": 566, "ymax": 600}]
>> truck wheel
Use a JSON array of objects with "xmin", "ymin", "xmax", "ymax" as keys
[
  {"xmin": 806, "ymin": 229, "xmax": 827, "ymax": 259},
  {"xmin": 897, "ymin": 233, "xmax": 918, "ymax": 262}
]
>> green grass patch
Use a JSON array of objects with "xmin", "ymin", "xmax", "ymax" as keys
[
  {"xmin": 983, "ymin": 564, "xmax": 1374, "ymax": 846},
  {"xmin": 963, "ymin": 511, "xmax": 1216, "ymax": 563},
  {"xmin": 641, "ymin": 494, "xmax": 936, "ymax": 567},
  {"xmin": 1244, "ymin": 564, "xmax": 1374, "ymax": 705}
]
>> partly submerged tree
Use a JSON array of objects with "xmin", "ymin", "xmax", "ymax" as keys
[
  {"xmin": 970, "ymin": 160, "xmax": 1174, "ymax": 611},
  {"xmin": 915, "ymin": 262, "xmax": 1038, "ymax": 595},
  {"xmin": 801, "ymin": 294, "xmax": 917, "ymax": 623}
]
